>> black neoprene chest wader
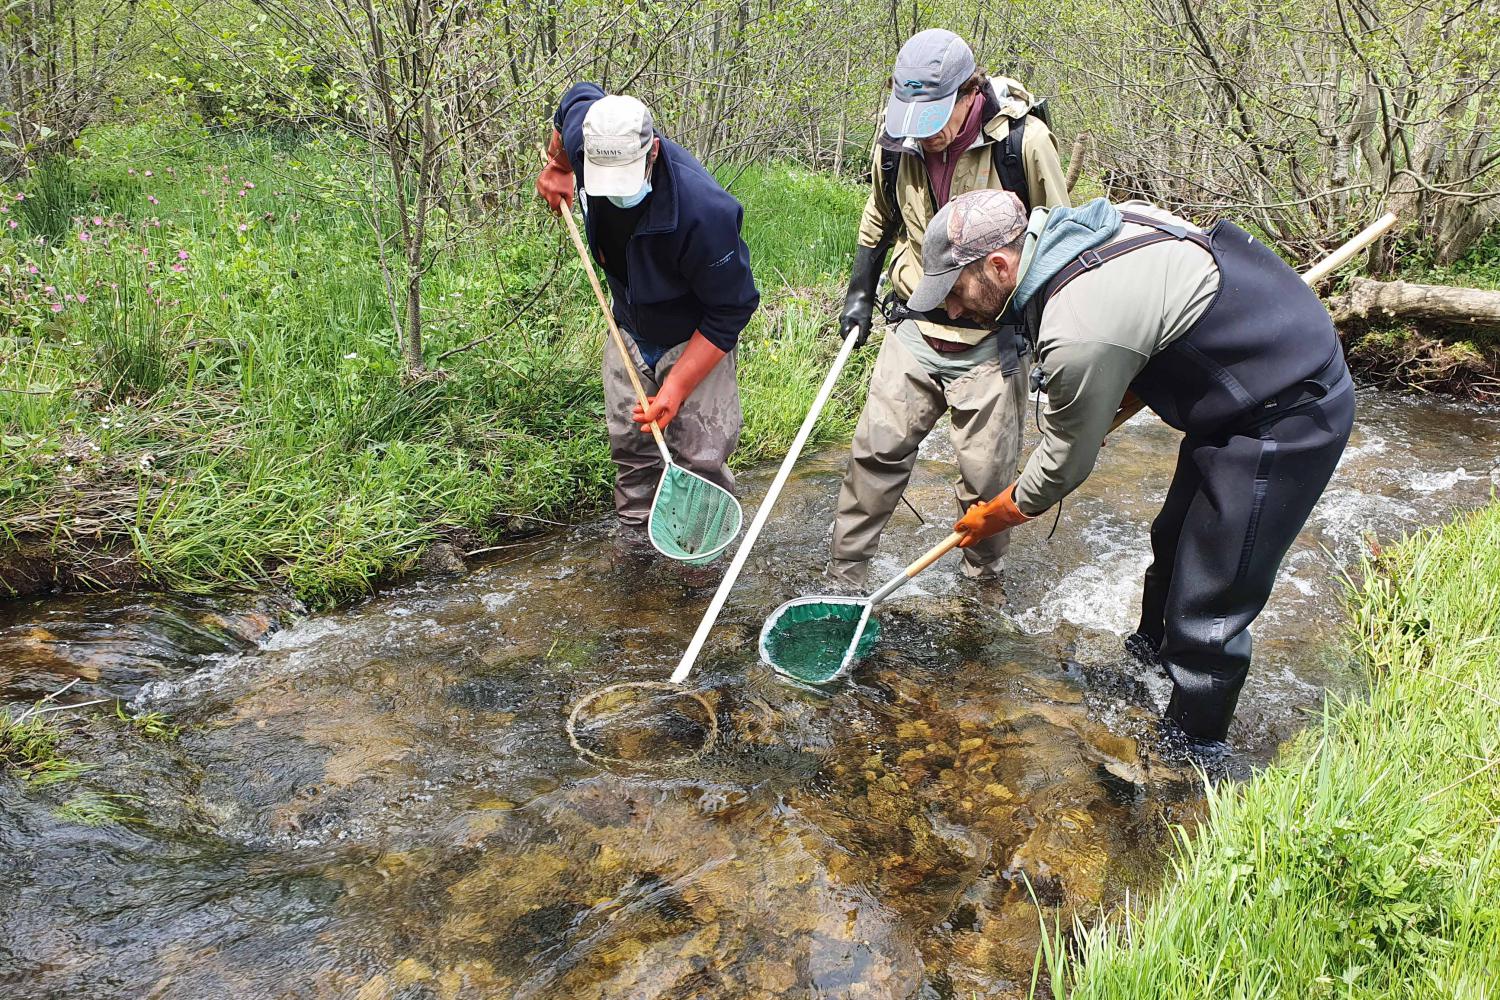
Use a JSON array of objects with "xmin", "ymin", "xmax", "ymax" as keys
[{"xmin": 1044, "ymin": 214, "xmax": 1356, "ymax": 743}]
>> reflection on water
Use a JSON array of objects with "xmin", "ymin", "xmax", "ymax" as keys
[{"xmin": 1, "ymin": 388, "xmax": 1497, "ymax": 999}]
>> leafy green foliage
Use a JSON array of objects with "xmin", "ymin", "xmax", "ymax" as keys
[
  {"xmin": 1, "ymin": 125, "xmax": 869, "ymax": 605},
  {"xmin": 1398, "ymin": 228, "xmax": 1500, "ymax": 291},
  {"xmin": 55, "ymin": 791, "xmax": 144, "ymax": 827},
  {"xmin": 115, "ymin": 703, "xmax": 182, "ymax": 742}
]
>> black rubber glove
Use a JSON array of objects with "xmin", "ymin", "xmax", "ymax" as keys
[{"xmin": 838, "ymin": 244, "xmax": 885, "ymax": 348}]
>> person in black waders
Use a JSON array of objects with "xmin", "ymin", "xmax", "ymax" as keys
[{"xmin": 907, "ymin": 188, "xmax": 1355, "ymax": 749}]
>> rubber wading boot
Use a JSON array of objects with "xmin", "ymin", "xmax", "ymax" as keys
[
  {"xmin": 1124, "ymin": 631, "xmax": 1165, "ymax": 672},
  {"xmin": 611, "ymin": 524, "xmax": 655, "ymax": 567},
  {"xmin": 1164, "ymin": 684, "xmax": 1236, "ymax": 745}
]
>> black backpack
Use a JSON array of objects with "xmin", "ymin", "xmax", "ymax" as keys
[{"xmin": 878, "ymin": 97, "xmax": 1050, "ymax": 242}]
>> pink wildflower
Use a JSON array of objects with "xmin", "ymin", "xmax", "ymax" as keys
[
  {"xmin": 1, "ymin": 205, "xmax": 8, "ymax": 213},
  {"xmin": 144, "ymin": 170, "xmax": 153, "ymax": 177},
  {"xmin": 244, "ymin": 181, "xmax": 256, "ymax": 189},
  {"xmin": 237, "ymin": 190, "xmax": 246, "ymax": 198},
  {"xmin": 78, "ymin": 231, "xmax": 91, "ymax": 242},
  {"xmin": 27, "ymin": 264, "xmax": 37, "ymax": 274},
  {"xmin": 148, "ymin": 195, "xmax": 158, "ymax": 205},
  {"xmin": 7, "ymin": 220, "xmax": 15, "ymax": 229},
  {"xmin": 178, "ymin": 249, "xmax": 189, "ymax": 260},
  {"xmin": 128, "ymin": 168, "xmax": 136, "ymax": 176},
  {"xmin": 75, "ymin": 293, "xmax": 87, "ymax": 303},
  {"xmin": 238, "ymin": 223, "xmax": 248, "ymax": 233},
  {"xmin": 92, "ymin": 216, "xmax": 103, "ymax": 226},
  {"xmin": 171, "ymin": 263, "xmax": 186, "ymax": 273},
  {"xmin": 50, "ymin": 301, "xmax": 63, "ymax": 313},
  {"xmin": 14, "ymin": 193, "xmax": 23, "ymax": 201}
]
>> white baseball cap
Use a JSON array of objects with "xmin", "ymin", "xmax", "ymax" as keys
[{"xmin": 582, "ymin": 96, "xmax": 655, "ymax": 197}]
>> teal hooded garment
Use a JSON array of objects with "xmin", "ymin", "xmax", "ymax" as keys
[{"xmin": 1010, "ymin": 198, "xmax": 1124, "ymax": 310}]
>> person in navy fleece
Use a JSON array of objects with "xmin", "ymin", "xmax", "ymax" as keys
[{"xmin": 537, "ymin": 84, "xmax": 760, "ymax": 553}]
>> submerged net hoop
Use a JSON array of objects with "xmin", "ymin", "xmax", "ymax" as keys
[
  {"xmin": 566, "ymin": 681, "xmax": 718, "ymax": 768},
  {"xmin": 648, "ymin": 463, "xmax": 743, "ymax": 566},
  {"xmin": 758, "ymin": 596, "xmax": 883, "ymax": 688}
]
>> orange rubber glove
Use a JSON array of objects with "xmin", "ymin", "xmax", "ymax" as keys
[
  {"xmin": 632, "ymin": 331, "xmax": 728, "ymax": 432},
  {"xmin": 953, "ymin": 481, "xmax": 1034, "ymax": 549},
  {"xmin": 536, "ymin": 129, "xmax": 574, "ymax": 214}
]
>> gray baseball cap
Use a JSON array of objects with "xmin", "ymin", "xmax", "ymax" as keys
[
  {"xmin": 906, "ymin": 189, "xmax": 1029, "ymax": 312},
  {"xmin": 582, "ymin": 95, "xmax": 654, "ymax": 197},
  {"xmin": 884, "ymin": 29, "xmax": 977, "ymax": 140}
]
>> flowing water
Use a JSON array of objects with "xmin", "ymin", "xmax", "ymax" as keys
[{"xmin": 2, "ymin": 388, "xmax": 1498, "ymax": 999}]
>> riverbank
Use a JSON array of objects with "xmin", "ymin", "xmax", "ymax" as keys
[
  {"xmin": 1038, "ymin": 501, "xmax": 1500, "ymax": 998},
  {"xmin": 1, "ymin": 127, "xmax": 870, "ymax": 606},
  {"xmin": 6, "ymin": 127, "xmax": 1500, "ymax": 607}
]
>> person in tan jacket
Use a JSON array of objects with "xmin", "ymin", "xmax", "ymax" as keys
[{"xmin": 829, "ymin": 28, "xmax": 1070, "ymax": 588}]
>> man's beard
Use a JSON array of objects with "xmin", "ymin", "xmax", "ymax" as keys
[{"xmin": 965, "ymin": 269, "xmax": 1011, "ymax": 325}]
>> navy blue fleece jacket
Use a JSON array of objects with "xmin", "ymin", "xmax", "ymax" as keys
[{"xmin": 554, "ymin": 82, "xmax": 760, "ymax": 353}]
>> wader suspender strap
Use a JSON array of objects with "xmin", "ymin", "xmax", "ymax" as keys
[{"xmin": 1045, "ymin": 211, "xmax": 1212, "ymax": 302}]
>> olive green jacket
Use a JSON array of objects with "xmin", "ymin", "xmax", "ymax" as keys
[{"xmin": 856, "ymin": 76, "xmax": 1071, "ymax": 343}]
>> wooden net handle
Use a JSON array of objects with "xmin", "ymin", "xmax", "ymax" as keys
[{"xmin": 556, "ymin": 207, "xmax": 670, "ymax": 459}]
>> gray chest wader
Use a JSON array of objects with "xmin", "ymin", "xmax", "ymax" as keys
[{"xmin": 1043, "ymin": 214, "xmax": 1357, "ymax": 742}]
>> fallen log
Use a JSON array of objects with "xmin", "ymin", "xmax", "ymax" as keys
[{"xmin": 1326, "ymin": 277, "xmax": 1500, "ymax": 329}]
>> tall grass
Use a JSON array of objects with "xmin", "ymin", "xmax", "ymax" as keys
[
  {"xmin": 1035, "ymin": 504, "xmax": 1500, "ymax": 999},
  {"xmin": 1, "ymin": 125, "xmax": 872, "ymax": 604}
]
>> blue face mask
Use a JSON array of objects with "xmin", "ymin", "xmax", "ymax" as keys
[{"xmin": 607, "ymin": 176, "xmax": 651, "ymax": 209}]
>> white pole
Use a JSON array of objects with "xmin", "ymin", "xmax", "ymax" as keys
[
  {"xmin": 670, "ymin": 330, "xmax": 861, "ymax": 684},
  {"xmin": 1301, "ymin": 212, "xmax": 1397, "ymax": 287}
]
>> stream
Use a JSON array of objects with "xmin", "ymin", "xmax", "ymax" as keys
[{"xmin": 3, "ymin": 387, "xmax": 1498, "ymax": 999}]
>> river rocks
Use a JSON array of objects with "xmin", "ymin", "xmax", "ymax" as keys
[{"xmin": 419, "ymin": 542, "xmax": 470, "ymax": 577}]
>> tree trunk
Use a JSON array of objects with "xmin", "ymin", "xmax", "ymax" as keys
[
  {"xmin": 1327, "ymin": 278, "xmax": 1500, "ymax": 329},
  {"xmin": 1064, "ymin": 133, "xmax": 1088, "ymax": 193}
]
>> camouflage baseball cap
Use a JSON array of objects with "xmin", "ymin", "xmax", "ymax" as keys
[{"xmin": 906, "ymin": 189, "xmax": 1029, "ymax": 312}]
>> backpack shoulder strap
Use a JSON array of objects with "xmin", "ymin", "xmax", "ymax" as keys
[
  {"xmin": 877, "ymin": 146, "xmax": 904, "ymax": 246},
  {"xmin": 994, "ymin": 114, "xmax": 1031, "ymax": 212}
]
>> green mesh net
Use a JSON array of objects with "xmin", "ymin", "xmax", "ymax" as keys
[
  {"xmin": 758, "ymin": 597, "xmax": 882, "ymax": 686},
  {"xmin": 648, "ymin": 464, "xmax": 743, "ymax": 566}
]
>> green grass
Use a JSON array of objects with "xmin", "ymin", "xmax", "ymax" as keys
[
  {"xmin": 1, "ymin": 704, "xmax": 93, "ymax": 787},
  {"xmin": 1, "ymin": 125, "xmax": 871, "ymax": 605},
  {"xmin": 1034, "ymin": 503, "xmax": 1500, "ymax": 999},
  {"xmin": 115, "ymin": 702, "xmax": 182, "ymax": 742},
  {"xmin": 55, "ymin": 790, "xmax": 144, "ymax": 827}
]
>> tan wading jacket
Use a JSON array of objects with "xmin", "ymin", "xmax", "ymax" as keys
[{"xmin": 856, "ymin": 76, "xmax": 1072, "ymax": 345}]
